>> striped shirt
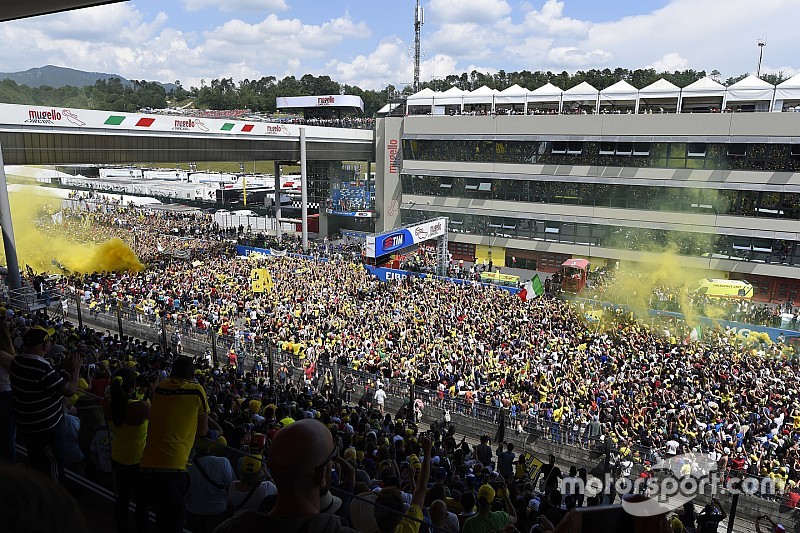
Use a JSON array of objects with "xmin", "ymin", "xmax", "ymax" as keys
[{"xmin": 10, "ymin": 354, "xmax": 67, "ymax": 434}]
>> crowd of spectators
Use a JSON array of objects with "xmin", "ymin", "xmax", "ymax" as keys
[{"xmin": 6, "ymin": 198, "xmax": 800, "ymax": 531}]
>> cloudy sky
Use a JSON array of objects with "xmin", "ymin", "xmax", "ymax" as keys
[{"xmin": 1, "ymin": 0, "xmax": 797, "ymax": 90}]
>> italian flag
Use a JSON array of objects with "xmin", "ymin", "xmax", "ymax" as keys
[{"xmin": 519, "ymin": 274, "xmax": 545, "ymax": 301}]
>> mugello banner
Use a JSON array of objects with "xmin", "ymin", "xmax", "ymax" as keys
[
  {"xmin": 365, "ymin": 217, "xmax": 448, "ymax": 258},
  {"xmin": 276, "ymin": 95, "xmax": 364, "ymax": 112},
  {"xmin": 0, "ymin": 103, "xmax": 372, "ymax": 142}
]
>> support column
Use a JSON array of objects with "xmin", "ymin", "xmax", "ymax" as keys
[
  {"xmin": 0, "ymin": 144, "xmax": 22, "ymax": 290},
  {"xmin": 273, "ymin": 161, "xmax": 282, "ymax": 241},
  {"xmin": 300, "ymin": 128, "xmax": 308, "ymax": 251}
]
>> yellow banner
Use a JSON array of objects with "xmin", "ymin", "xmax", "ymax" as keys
[
  {"xmin": 250, "ymin": 268, "xmax": 273, "ymax": 293},
  {"xmin": 521, "ymin": 452, "xmax": 544, "ymax": 480}
]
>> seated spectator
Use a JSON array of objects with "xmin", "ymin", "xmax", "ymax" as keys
[
  {"xmin": 373, "ymin": 435, "xmax": 432, "ymax": 533},
  {"xmin": 227, "ymin": 454, "xmax": 276, "ymax": 516},
  {"xmin": 429, "ymin": 499, "xmax": 460, "ymax": 533},
  {"xmin": 462, "ymin": 482, "xmax": 517, "ymax": 533},
  {"xmin": 186, "ymin": 437, "xmax": 236, "ymax": 533}
]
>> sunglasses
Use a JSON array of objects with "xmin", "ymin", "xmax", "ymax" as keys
[{"xmin": 314, "ymin": 445, "xmax": 338, "ymax": 471}]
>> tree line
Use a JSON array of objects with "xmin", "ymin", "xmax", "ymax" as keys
[{"xmin": 0, "ymin": 68, "xmax": 790, "ymax": 117}]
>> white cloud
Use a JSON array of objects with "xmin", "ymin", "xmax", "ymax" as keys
[
  {"xmin": 427, "ymin": 0, "xmax": 512, "ymax": 24},
  {"xmin": 325, "ymin": 38, "xmax": 411, "ymax": 89},
  {"xmin": 581, "ymin": 0, "xmax": 798, "ymax": 75},
  {"xmin": 648, "ymin": 52, "xmax": 688, "ymax": 73},
  {"xmin": 521, "ymin": 0, "xmax": 590, "ymax": 37},
  {"xmin": 429, "ymin": 23, "xmax": 495, "ymax": 60},
  {"xmin": 546, "ymin": 46, "xmax": 611, "ymax": 68},
  {"xmin": 182, "ymin": 0, "xmax": 288, "ymax": 12}
]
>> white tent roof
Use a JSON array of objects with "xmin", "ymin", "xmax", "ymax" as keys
[
  {"xmin": 775, "ymin": 73, "xmax": 800, "ymax": 101},
  {"xmin": 725, "ymin": 75, "xmax": 775, "ymax": 102},
  {"xmin": 406, "ymin": 87, "xmax": 436, "ymax": 106},
  {"xmin": 436, "ymin": 86, "xmax": 465, "ymax": 106},
  {"xmin": 562, "ymin": 81, "xmax": 599, "ymax": 103},
  {"xmin": 463, "ymin": 85, "xmax": 498, "ymax": 105},
  {"xmin": 599, "ymin": 80, "xmax": 638, "ymax": 103},
  {"xmin": 495, "ymin": 84, "xmax": 528, "ymax": 104},
  {"xmin": 681, "ymin": 77, "xmax": 726, "ymax": 96},
  {"xmin": 639, "ymin": 78, "xmax": 680, "ymax": 99},
  {"xmin": 527, "ymin": 82, "xmax": 562, "ymax": 102}
]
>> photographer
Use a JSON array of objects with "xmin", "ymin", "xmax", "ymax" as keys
[{"xmin": 697, "ymin": 499, "xmax": 726, "ymax": 533}]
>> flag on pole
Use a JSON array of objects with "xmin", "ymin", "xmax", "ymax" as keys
[
  {"xmin": 689, "ymin": 325, "xmax": 702, "ymax": 342},
  {"xmin": 519, "ymin": 274, "xmax": 545, "ymax": 301}
]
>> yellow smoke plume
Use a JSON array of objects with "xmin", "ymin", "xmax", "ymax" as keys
[
  {"xmin": 610, "ymin": 243, "xmax": 726, "ymax": 326},
  {"xmin": 0, "ymin": 187, "xmax": 143, "ymax": 273}
]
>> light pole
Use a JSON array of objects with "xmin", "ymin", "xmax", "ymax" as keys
[{"xmin": 757, "ymin": 39, "xmax": 767, "ymax": 77}]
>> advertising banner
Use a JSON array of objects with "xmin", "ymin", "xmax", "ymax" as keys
[{"xmin": 365, "ymin": 217, "xmax": 448, "ymax": 258}]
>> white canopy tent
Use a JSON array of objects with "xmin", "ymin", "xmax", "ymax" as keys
[
  {"xmin": 526, "ymin": 82, "xmax": 562, "ymax": 114},
  {"xmin": 406, "ymin": 88, "xmax": 436, "ymax": 115},
  {"xmin": 679, "ymin": 77, "xmax": 726, "ymax": 113},
  {"xmin": 435, "ymin": 86, "xmax": 466, "ymax": 113},
  {"xmin": 774, "ymin": 73, "xmax": 800, "ymax": 112},
  {"xmin": 599, "ymin": 80, "xmax": 638, "ymax": 113},
  {"xmin": 463, "ymin": 85, "xmax": 498, "ymax": 113},
  {"xmin": 637, "ymin": 78, "xmax": 680, "ymax": 114},
  {"xmin": 722, "ymin": 75, "xmax": 775, "ymax": 112},
  {"xmin": 495, "ymin": 84, "xmax": 528, "ymax": 114},
  {"xmin": 561, "ymin": 81, "xmax": 599, "ymax": 113}
]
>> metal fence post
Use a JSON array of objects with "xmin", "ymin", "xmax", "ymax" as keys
[
  {"xmin": 268, "ymin": 341, "xmax": 275, "ymax": 386},
  {"xmin": 160, "ymin": 312, "xmax": 168, "ymax": 355},
  {"xmin": 75, "ymin": 292, "xmax": 83, "ymax": 329},
  {"xmin": 115, "ymin": 303, "xmax": 124, "ymax": 338},
  {"xmin": 210, "ymin": 327, "xmax": 219, "ymax": 365}
]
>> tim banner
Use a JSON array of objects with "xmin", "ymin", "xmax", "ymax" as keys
[{"xmin": 365, "ymin": 217, "xmax": 448, "ymax": 258}]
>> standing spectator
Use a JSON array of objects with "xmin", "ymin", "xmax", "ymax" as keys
[
  {"xmin": 10, "ymin": 326, "xmax": 81, "ymax": 482},
  {"xmin": 186, "ymin": 438, "xmax": 236, "ymax": 533},
  {"xmin": 496, "ymin": 442, "xmax": 515, "ymax": 479},
  {"xmin": 138, "ymin": 357, "xmax": 210, "ymax": 533},
  {"xmin": 476, "ymin": 435, "xmax": 493, "ymax": 467},
  {"xmin": 374, "ymin": 384, "xmax": 387, "ymax": 414},
  {"xmin": 105, "ymin": 367, "xmax": 151, "ymax": 533},
  {"xmin": 539, "ymin": 454, "xmax": 561, "ymax": 493}
]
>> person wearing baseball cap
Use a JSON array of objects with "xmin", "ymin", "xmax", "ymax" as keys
[
  {"xmin": 463, "ymin": 480, "xmax": 517, "ymax": 533},
  {"xmin": 10, "ymin": 324, "xmax": 81, "ymax": 483}
]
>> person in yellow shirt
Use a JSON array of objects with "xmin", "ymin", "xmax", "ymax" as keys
[
  {"xmin": 138, "ymin": 357, "xmax": 211, "ymax": 533},
  {"xmin": 105, "ymin": 367, "xmax": 151, "ymax": 533}
]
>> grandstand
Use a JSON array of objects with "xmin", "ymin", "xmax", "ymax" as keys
[{"xmin": 374, "ymin": 83, "xmax": 800, "ymax": 303}]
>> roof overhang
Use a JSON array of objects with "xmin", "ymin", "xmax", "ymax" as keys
[{"xmin": 1, "ymin": 1, "xmax": 128, "ymax": 22}]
